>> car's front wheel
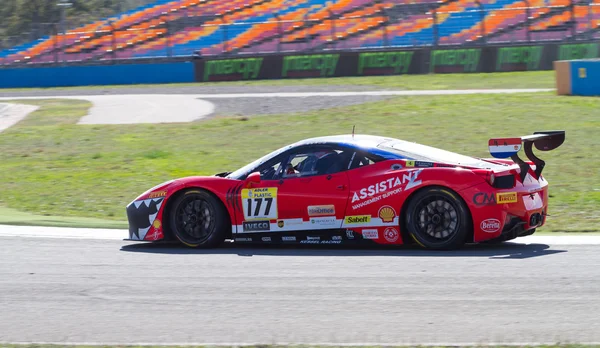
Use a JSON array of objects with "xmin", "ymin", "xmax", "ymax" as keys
[
  {"xmin": 168, "ymin": 189, "xmax": 227, "ymax": 248},
  {"xmin": 404, "ymin": 186, "xmax": 471, "ymax": 250}
]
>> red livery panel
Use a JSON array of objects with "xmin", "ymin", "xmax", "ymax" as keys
[{"xmin": 125, "ymin": 131, "xmax": 565, "ymax": 250}]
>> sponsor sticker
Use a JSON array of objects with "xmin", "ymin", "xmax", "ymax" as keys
[
  {"xmin": 351, "ymin": 170, "xmax": 423, "ymax": 209},
  {"xmin": 345, "ymin": 215, "xmax": 371, "ymax": 224},
  {"xmin": 301, "ymin": 236, "xmax": 320, "ymax": 244},
  {"xmin": 405, "ymin": 161, "xmax": 434, "ymax": 168},
  {"xmin": 346, "ymin": 229, "xmax": 355, "ymax": 239},
  {"xmin": 496, "ymin": 192, "xmax": 518, "ymax": 204},
  {"xmin": 148, "ymin": 190, "xmax": 167, "ymax": 198},
  {"xmin": 481, "ymin": 218, "xmax": 501, "ymax": 233},
  {"xmin": 277, "ymin": 220, "xmax": 284, "ymax": 228},
  {"xmin": 152, "ymin": 219, "xmax": 162, "ymax": 229},
  {"xmin": 308, "ymin": 205, "xmax": 336, "ymax": 216},
  {"xmin": 242, "ymin": 220, "xmax": 270, "ymax": 232},
  {"xmin": 310, "ymin": 216, "xmax": 337, "ymax": 226},
  {"xmin": 147, "ymin": 229, "xmax": 161, "ymax": 241},
  {"xmin": 362, "ymin": 229, "xmax": 379, "ymax": 239},
  {"xmin": 473, "ymin": 192, "xmax": 496, "ymax": 206},
  {"xmin": 261, "ymin": 236, "xmax": 272, "ymax": 242},
  {"xmin": 332, "ymin": 236, "xmax": 342, "ymax": 241},
  {"xmin": 282, "ymin": 236, "xmax": 296, "ymax": 242},
  {"xmin": 320, "ymin": 240, "xmax": 342, "ymax": 244},
  {"xmin": 241, "ymin": 187, "xmax": 278, "ymax": 220},
  {"xmin": 383, "ymin": 227, "xmax": 399, "ymax": 242},
  {"xmin": 378, "ymin": 206, "xmax": 396, "ymax": 223},
  {"xmin": 235, "ymin": 237, "xmax": 252, "ymax": 242}
]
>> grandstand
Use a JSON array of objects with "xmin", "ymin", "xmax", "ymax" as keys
[{"xmin": 0, "ymin": 0, "xmax": 598, "ymax": 66}]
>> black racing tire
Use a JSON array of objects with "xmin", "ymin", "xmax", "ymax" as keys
[
  {"xmin": 404, "ymin": 186, "xmax": 471, "ymax": 250},
  {"xmin": 168, "ymin": 189, "xmax": 227, "ymax": 248}
]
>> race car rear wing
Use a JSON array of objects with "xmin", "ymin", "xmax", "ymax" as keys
[{"xmin": 488, "ymin": 130, "xmax": 565, "ymax": 182}]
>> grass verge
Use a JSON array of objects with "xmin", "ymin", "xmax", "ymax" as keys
[
  {"xmin": 0, "ymin": 206, "xmax": 127, "ymax": 229},
  {"xmin": 0, "ymin": 71, "xmax": 555, "ymax": 91},
  {"xmin": 1, "ymin": 88, "xmax": 598, "ymax": 232}
]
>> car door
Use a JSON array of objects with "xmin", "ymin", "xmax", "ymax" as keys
[{"xmin": 236, "ymin": 145, "xmax": 352, "ymax": 235}]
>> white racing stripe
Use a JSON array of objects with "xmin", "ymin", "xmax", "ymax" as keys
[{"xmin": 1, "ymin": 224, "xmax": 600, "ymax": 245}]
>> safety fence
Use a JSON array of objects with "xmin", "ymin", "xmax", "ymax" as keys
[
  {"xmin": 1, "ymin": 40, "xmax": 598, "ymax": 88},
  {"xmin": 1, "ymin": 0, "xmax": 599, "ymax": 67}
]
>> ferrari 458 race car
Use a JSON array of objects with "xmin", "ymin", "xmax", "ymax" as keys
[{"xmin": 125, "ymin": 131, "xmax": 565, "ymax": 250}]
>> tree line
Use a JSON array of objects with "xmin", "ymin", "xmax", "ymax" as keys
[{"xmin": 1, "ymin": 0, "xmax": 157, "ymax": 47}]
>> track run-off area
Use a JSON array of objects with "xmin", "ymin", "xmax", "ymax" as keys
[
  {"xmin": 3, "ymin": 85, "xmax": 599, "ymax": 346},
  {"xmin": 1, "ymin": 226, "xmax": 600, "ymax": 345},
  {"xmin": 0, "ymin": 88, "xmax": 553, "ymax": 126}
]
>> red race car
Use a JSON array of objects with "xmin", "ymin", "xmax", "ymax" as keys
[{"xmin": 125, "ymin": 131, "xmax": 565, "ymax": 250}]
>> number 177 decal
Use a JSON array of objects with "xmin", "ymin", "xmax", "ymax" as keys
[{"xmin": 241, "ymin": 187, "xmax": 278, "ymax": 220}]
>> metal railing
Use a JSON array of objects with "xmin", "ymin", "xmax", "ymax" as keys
[{"xmin": 1, "ymin": 0, "xmax": 599, "ymax": 66}]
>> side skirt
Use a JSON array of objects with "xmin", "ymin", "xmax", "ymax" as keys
[{"xmin": 232, "ymin": 228, "xmax": 380, "ymax": 245}]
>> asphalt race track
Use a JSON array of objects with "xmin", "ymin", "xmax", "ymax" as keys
[{"xmin": 2, "ymin": 228, "xmax": 600, "ymax": 345}]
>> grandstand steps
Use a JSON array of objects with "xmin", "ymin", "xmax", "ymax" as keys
[
  {"xmin": 21, "ymin": 0, "xmax": 221, "ymax": 63},
  {"xmin": 83, "ymin": 0, "xmax": 272, "ymax": 61},
  {"xmin": 470, "ymin": 4, "xmax": 570, "ymax": 44},
  {"xmin": 225, "ymin": 0, "xmax": 460, "ymax": 55},
  {"xmin": 220, "ymin": 1, "xmax": 381, "ymax": 55},
  {"xmin": 308, "ymin": 0, "xmax": 460, "ymax": 51}
]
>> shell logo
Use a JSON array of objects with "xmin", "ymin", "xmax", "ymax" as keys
[
  {"xmin": 378, "ymin": 205, "xmax": 396, "ymax": 223},
  {"xmin": 153, "ymin": 219, "xmax": 162, "ymax": 229}
]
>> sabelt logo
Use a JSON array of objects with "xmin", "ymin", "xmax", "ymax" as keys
[
  {"xmin": 308, "ymin": 205, "xmax": 335, "ymax": 216},
  {"xmin": 242, "ymin": 220, "xmax": 270, "ymax": 232},
  {"xmin": 496, "ymin": 192, "xmax": 518, "ymax": 204},
  {"xmin": 345, "ymin": 215, "xmax": 371, "ymax": 224},
  {"xmin": 481, "ymin": 219, "xmax": 501, "ymax": 233}
]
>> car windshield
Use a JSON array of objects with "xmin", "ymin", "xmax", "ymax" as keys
[
  {"xmin": 378, "ymin": 139, "xmax": 509, "ymax": 169},
  {"xmin": 226, "ymin": 144, "xmax": 294, "ymax": 180}
]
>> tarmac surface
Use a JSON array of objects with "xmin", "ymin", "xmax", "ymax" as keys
[
  {"xmin": 0, "ymin": 88, "xmax": 553, "ymax": 125},
  {"xmin": 1, "ymin": 226, "xmax": 599, "ymax": 345}
]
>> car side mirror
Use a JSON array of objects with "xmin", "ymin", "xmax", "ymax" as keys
[{"xmin": 245, "ymin": 171, "xmax": 261, "ymax": 187}]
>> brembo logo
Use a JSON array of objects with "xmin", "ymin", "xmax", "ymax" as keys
[{"xmin": 480, "ymin": 219, "xmax": 501, "ymax": 233}]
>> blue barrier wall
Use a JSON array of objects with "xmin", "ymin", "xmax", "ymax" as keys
[
  {"xmin": 0, "ymin": 62, "xmax": 195, "ymax": 88},
  {"xmin": 570, "ymin": 60, "xmax": 600, "ymax": 96}
]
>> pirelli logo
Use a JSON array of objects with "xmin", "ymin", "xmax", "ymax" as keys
[{"xmin": 496, "ymin": 192, "xmax": 518, "ymax": 204}]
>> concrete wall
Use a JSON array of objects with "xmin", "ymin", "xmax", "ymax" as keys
[{"xmin": 0, "ymin": 62, "xmax": 195, "ymax": 88}]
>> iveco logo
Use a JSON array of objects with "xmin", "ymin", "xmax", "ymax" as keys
[
  {"xmin": 480, "ymin": 219, "xmax": 501, "ymax": 233},
  {"xmin": 242, "ymin": 221, "xmax": 270, "ymax": 232}
]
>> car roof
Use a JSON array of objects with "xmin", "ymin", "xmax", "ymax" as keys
[{"xmin": 293, "ymin": 134, "xmax": 396, "ymax": 150}]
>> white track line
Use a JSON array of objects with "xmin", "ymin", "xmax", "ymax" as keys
[
  {"xmin": 191, "ymin": 89, "xmax": 554, "ymax": 98},
  {"xmin": 0, "ymin": 88, "xmax": 554, "ymax": 102},
  {"xmin": 1, "ymin": 224, "xmax": 599, "ymax": 245},
  {"xmin": 4, "ymin": 341, "xmax": 600, "ymax": 346}
]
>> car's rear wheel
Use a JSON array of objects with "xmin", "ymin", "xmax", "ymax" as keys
[
  {"xmin": 404, "ymin": 187, "xmax": 471, "ymax": 250},
  {"xmin": 168, "ymin": 189, "xmax": 227, "ymax": 248}
]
